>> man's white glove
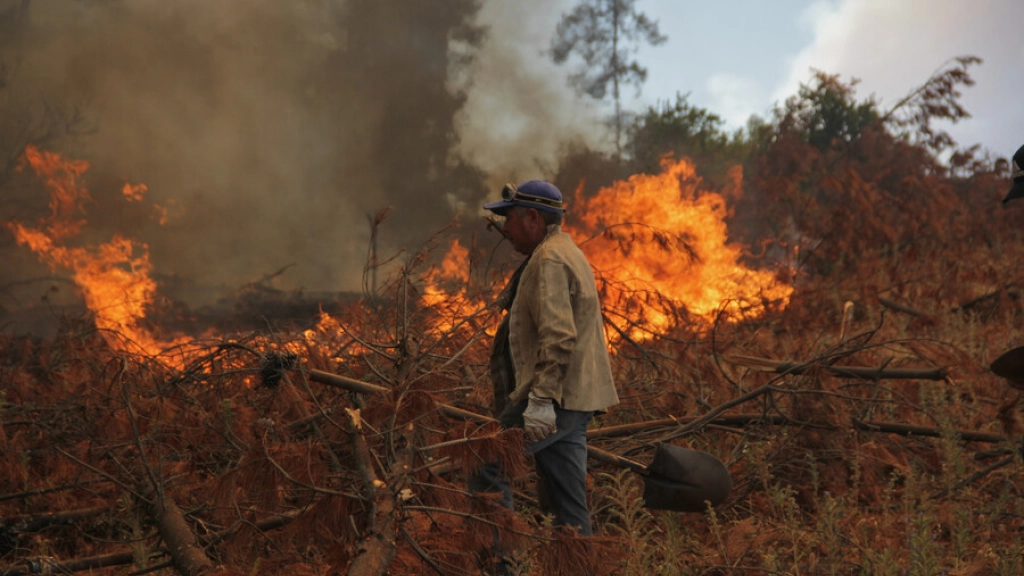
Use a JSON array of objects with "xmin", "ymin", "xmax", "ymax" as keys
[{"xmin": 523, "ymin": 394, "xmax": 557, "ymax": 442}]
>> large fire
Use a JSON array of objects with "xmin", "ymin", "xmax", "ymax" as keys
[
  {"xmin": 6, "ymin": 146, "xmax": 169, "ymax": 355},
  {"xmin": 422, "ymin": 238, "xmax": 472, "ymax": 309},
  {"xmin": 423, "ymin": 157, "xmax": 793, "ymax": 342},
  {"xmin": 7, "ymin": 146, "xmax": 791, "ymax": 356},
  {"xmin": 566, "ymin": 157, "xmax": 792, "ymax": 336}
]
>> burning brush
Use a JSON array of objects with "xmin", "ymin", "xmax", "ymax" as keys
[
  {"xmin": 258, "ymin": 350, "xmax": 299, "ymax": 388},
  {"xmin": 255, "ymin": 349, "xmax": 732, "ymax": 513}
]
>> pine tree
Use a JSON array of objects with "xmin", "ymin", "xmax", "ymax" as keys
[{"xmin": 550, "ymin": 0, "xmax": 666, "ymax": 158}]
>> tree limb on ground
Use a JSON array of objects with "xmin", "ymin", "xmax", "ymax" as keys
[
  {"xmin": 725, "ymin": 354, "xmax": 947, "ymax": 380},
  {"xmin": 852, "ymin": 419, "xmax": 1005, "ymax": 443},
  {"xmin": 878, "ymin": 297, "xmax": 931, "ymax": 318},
  {"xmin": 152, "ymin": 497, "xmax": 213, "ymax": 576},
  {"xmin": 1, "ymin": 506, "xmax": 309, "ymax": 576},
  {"xmin": 343, "ymin": 406, "xmax": 413, "ymax": 576}
]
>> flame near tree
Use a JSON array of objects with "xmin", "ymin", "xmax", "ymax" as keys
[
  {"xmin": 8, "ymin": 146, "xmax": 792, "ymax": 358},
  {"xmin": 421, "ymin": 157, "xmax": 794, "ymax": 342},
  {"xmin": 5, "ymin": 145, "xmax": 163, "ymax": 354},
  {"xmin": 566, "ymin": 157, "xmax": 793, "ymax": 337}
]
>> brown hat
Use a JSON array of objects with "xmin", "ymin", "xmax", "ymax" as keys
[{"xmin": 1002, "ymin": 144, "xmax": 1024, "ymax": 203}]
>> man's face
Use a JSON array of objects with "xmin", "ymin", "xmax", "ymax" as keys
[{"xmin": 501, "ymin": 207, "xmax": 545, "ymax": 255}]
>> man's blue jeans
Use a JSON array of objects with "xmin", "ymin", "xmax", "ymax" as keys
[{"xmin": 471, "ymin": 407, "xmax": 595, "ymax": 535}]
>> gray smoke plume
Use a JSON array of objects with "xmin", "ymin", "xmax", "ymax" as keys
[{"xmin": 0, "ymin": 0, "xmax": 601, "ymax": 322}]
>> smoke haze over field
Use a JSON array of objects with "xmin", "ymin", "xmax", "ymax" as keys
[{"xmin": 0, "ymin": 0, "xmax": 594, "ymax": 310}]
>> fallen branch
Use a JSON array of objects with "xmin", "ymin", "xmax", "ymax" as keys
[
  {"xmin": 303, "ymin": 368, "xmax": 656, "ymax": 476},
  {"xmin": 399, "ymin": 525, "xmax": 447, "ymax": 576},
  {"xmin": 725, "ymin": 354, "xmax": 947, "ymax": 380},
  {"xmin": 153, "ymin": 497, "xmax": 213, "ymax": 576},
  {"xmin": 878, "ymin": 297, "xmax": 931, "ymax": 318},
  {"xmin": 0, "ymin": 479, "xmax": 111, "ymax": 503},
  {"xmin": 202, "ymin": 506, "xmax": 307, "ymax": 547},
  {"xmin": 650, "ymin": 383, "xmax": 779, "ymax": 445},
  {"xmin": 54, "ymin": 448, "xmax": 150, "ymax": 503},
  {"xmin": 852, "ymin": 419, "xmax": 1005, "ymax": 443},
  {"xmin": 951, "ymin": 286, "xmax": 1008, "ymax": 314},
  {"xmin": 590, "ymin": 412, "xmax": 1005, "ymax": 446},
  {"xmin": 931, "ymin": 455, "xmax": 1016, "ymax": 500},
  {"xmin": 126, "ymin": 374, "xmax": 212, "ymax": 576},
  {"xmin": 0, "ymin": 505, "xmax": 111, "ymax": 536},
  {"xmin": 588, "ymin": 414, "xmax": 792, "ymax": 439},
  {"xmin": 2, "ymin": 506, "xmax": 309, "ymax": 576},
  {"xmin": 2, "ymin": 551, "xmax": 140, "ymax": 576},
  {"xmin": 344, "ymin": 407, "xmax": 412, "ymax": 576},
  {"xmin": 261, "ymin": 440, "xmax": 362, "ymax": 500}
]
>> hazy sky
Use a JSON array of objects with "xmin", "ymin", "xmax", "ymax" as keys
[
  {"xmin": 626, "ymin": 0, "xmax": 1022, "ymax": 158},
  {"xmin": 461, "ymin": 0, "xmax": 1021, "ymax": 179}
]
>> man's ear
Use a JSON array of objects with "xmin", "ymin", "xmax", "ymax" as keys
[{"xmin": 526, "ymin": 208, "xmax": 543, "ymax": 226}]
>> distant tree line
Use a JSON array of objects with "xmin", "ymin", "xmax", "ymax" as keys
[{"xmin": 549, "ymin": 49, "xmax": 1004, "ymax": 280}]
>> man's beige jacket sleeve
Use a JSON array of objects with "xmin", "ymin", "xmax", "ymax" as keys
[
  {"xmin": 529, "ymin": 257, "xmax": 576, "ymax": 400},
  {"xmin": 507, "ymin": 228, "xmax": 619, "ymax": 413}
]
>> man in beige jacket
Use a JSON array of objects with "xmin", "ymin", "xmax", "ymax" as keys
[{"xmin": 477, "ymin": 179, "xmax": 619, "ymax": 536}]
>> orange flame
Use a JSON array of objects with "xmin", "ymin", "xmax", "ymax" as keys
[
  {"xmin": 564, "ymin": 157, "xmax": 792, "ymax": 338},
  {"xmin": 422, "ymin": 239, "xmax": 471, "ymax": 308},
  {"xmin": 8, "ymin": 146, "xmax": 790, "ymax": 359},
  {"xmin": 420, "ymin": 158, "xmax": 792, "ymax": 343},
  {"xmin": 420, "ymin": 239, "xmax": 492, "ymax": 334},
  {"xmin": 122, "ymin": 182, "xmax": 147, "ymax": 201},
  {"xmin": 21, "ymin": 145, "xmax": 91, "ymax": 241},
  {"xmin": 6, "ymin": 146, "xmax": 168, "ymax": 354}
]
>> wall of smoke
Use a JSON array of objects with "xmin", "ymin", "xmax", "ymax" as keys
[{"xmin": 0, "ymin": 0, "xmax": 602, "ymax": 317}]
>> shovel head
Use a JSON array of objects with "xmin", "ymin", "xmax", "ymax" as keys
[
  {"xmin": 991, "ymin": 346, "xmax": 1024, "ymax": 391},
  {"xmin": 641, "ymin": 443, "xmax": 732, "ymax": 512}
]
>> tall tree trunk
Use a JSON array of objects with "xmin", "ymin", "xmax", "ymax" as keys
[{"xmin": 612, "ymin": 1, "xmax": 622, "ymax": 158}]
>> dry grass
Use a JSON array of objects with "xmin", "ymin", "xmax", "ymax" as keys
[{"xmin": 3, "ymin": 168, "xmax": 1024, "ymax": 574}]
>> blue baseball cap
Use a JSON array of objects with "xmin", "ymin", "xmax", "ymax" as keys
[{"xmin": 483, "ymin": 180, "xmax": 565, "ymax": 215}]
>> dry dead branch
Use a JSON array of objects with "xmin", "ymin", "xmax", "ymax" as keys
[
  {"xmin": 852, "ymin": 419, "xmax": 1005, "ymax": 443},
  {"xmin": 0, "ymin": 505, "xmax": 110, "ymax": 535},
  {"xmin": 1, "ymin": 551, "xmax": 139, "ymax": 576},
  {"xmin": 343, "ymin": 408, "xmax": 413, "ymax": 576},
  {"xmin": 726, "ymin": 354, "xmax": 947, "ymax": 380},
  {"xmin": 878, "ymin": 296, "xmax": 931, "ymax": 317},
  {"xmin": 152, "ymin": 498, "xmax": 213, "ymax": 576}
]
